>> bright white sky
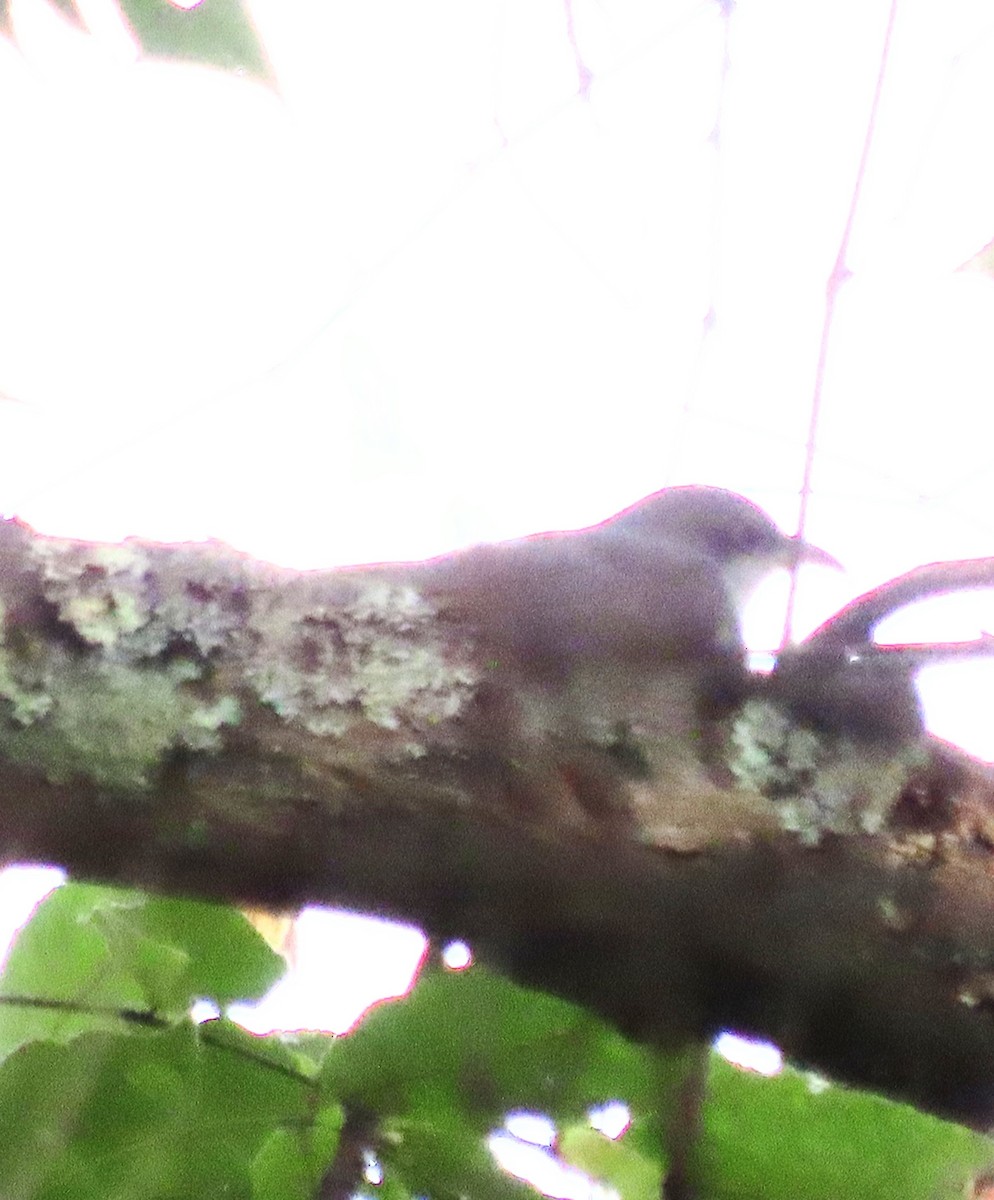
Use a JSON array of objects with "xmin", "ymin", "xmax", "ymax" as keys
[{"xmin": 0, "ymin": 0, "xmax": 992, "ymax": 1061}]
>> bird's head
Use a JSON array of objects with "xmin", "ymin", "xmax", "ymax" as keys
[{"xmin": 606, "ymin": 485, "xmax": 839, "ymax": 606}]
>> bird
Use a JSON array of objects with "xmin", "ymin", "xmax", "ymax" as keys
[
  {"xmin": 396, "ymin": 486, "xmax": 839, "ymax": 833},
  {"xmin": 416, "ymin": 485, "xmax": 835, "ymax": 708}
]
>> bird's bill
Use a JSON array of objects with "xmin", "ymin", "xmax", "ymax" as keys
[{"xmin": 788, "ymin": 537, "xmax": 842, "ymax": 570}]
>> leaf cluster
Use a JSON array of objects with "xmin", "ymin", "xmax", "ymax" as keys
[{"xmin": 0, "ymin": 884, "xmax": 988, "ymax": 1199}]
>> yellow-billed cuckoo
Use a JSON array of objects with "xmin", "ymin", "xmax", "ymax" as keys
[
  {"xmin": 376, "ymin": 485, "xmax": 839, "ymax": 830},
  {"xmin": 417, "ymin": 485, "xmax": 835, "ymax": 707}
]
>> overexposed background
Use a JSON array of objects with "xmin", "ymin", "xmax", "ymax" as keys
[{"xmin": 0, "ymin": 0, "xmax": 992, "ymax": 1067}]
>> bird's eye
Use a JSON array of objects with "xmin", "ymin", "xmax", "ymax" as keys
[{"xmin": 706, "ymin": 522, "xmax": 772, "ymax": 557}]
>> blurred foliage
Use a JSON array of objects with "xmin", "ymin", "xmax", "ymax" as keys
[
  {"xmin": 0, "ymin": 0, "xmax": 272, "ymax": 82},
  {"xmin": 0, "ymin": 882, "xmax": 988, "ymax": 1198}
]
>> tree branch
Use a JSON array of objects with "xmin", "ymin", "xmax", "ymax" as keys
[{"xmin": 2, "ymin": 516, "xmax": 994, "ymax": 1126}]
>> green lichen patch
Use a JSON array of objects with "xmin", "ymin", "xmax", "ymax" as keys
[
  {"xmin": 27, "ymin": 534, "xmax": 274, "ymax": 672},
  {"xmin": 0, "ymin": 647, "xmax": 241, "ymax": 791},
  {"xmin": 729, "ymin": 699, "xmax": 926, "ymax": 842},
  {"xmin": 245, "ymin": 579, "xmax": 478, "ymax": 740},
  {"xmin": 35, "ymin": 540, "xmax": 155, "ymax": 649}
]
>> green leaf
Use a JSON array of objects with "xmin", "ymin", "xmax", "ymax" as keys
[
  {"xmin": 0, "ymin": 883, "xmax": 148, "ymax": 1057},
  {"xmin": 560, "ymin": 1054, "xmax": 994, "ymax": 1200},
  {"xmin": 0, "ymin": 883, "xmax": 285, "ymax": 1056},
  {"xmin": 559, "ymin": 1123, "xmax": 662, "ymax": 1200},
  {"xmin": 0, "ymin": 0, "xmax": 271, "ymax": 81},
  {"xmin": 305, "ymin": 1102, "xmax": 344, "ymax": 1182},
  {"xmin": 94, "ymin": 891, "xmax": 286, "ymax": 1009},
  {"xmin": 320, "ymin": 964, "xmax": 672, "ymax": 1131},
  {"xmin": 117, "ymin": 0, "xmax": 273, "ymax": 82},
  {"xmin": 696, "ymin": 1057, "xmax": 994, "ymax": 1200},
  {"xmin": 43, "ymin": 0, "xmax": 79, "ymax": 21},
  {"xmin": 386, "ymin": 1111, "xmax": 535, "ymax": 1200},
  {"xmin": 199, "ymin": 1017, "xmax": 311, "ymax": 1083},
  {"xmin": 316, "ymin": 965, "xmax": 700, "ymax": 1200},
  {"xmin": 250, "ymin": 1104, "xmax": 343, "ymax": 1200},
  {"xmin": 0, "ymin": 1022, "xmax": 312, "ymax": 1199},
  {"xmin": 252, "ymin": 1128, "xmax": 311, "ymax": 1200}
]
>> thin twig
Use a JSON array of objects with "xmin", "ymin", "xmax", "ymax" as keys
[
  {"xmin": 317, "ymin": 1104, "xmax": 379, "ymax": 1200},
  {"xmin": 0, "ymin": 994, "xmax": 316, "ymax": 1088},
  {"xmin": 563, "ymin": 0, "xmax": 593, "ymax": 100},
  {"xmin": 783, "ymin": 0, "xmax": 901, "ymax": 645}
]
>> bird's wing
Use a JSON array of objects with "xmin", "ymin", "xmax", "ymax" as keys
[{"xmin": 416, "ymin": 526, "xmax": 744, "ymax": 678}]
